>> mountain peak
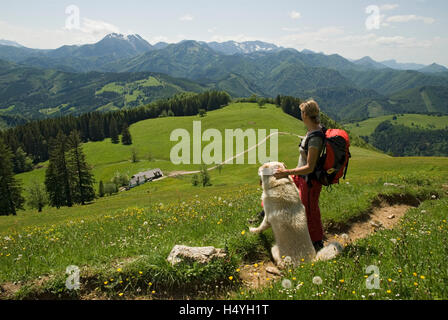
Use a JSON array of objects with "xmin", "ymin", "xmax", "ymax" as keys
[
  {"xmin": 0, "ymin": 39, "xmax": 24, "ymax": 48},
  {"xmin": 205, "ymin": 40, "xmax": 281, "ymax": 55},
  {"xmin": 353, "ymin": 56, "xmax": 388, "ymax": 70},
  {"xmin": 103, "ymin": 33, "xmax": 142, "ymax": 41},
  {"xmin": 419, "ymin": 63, "xmax": 448, "ymax": 73}
]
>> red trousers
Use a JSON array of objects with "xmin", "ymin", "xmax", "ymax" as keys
[
  {"xmin": 260, "ymin": 176, "xmax": 324, "ymax": 242},
  {"xmin": 293, "ymin": 176, "xmax": 324, "ymax": 242}
]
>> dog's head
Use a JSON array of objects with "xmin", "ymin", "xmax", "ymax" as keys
[{"xmin": 258, "ymin": 162, "xmax": 288, "ymax": 190}]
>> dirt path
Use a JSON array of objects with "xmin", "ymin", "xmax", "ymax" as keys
[
  {"xmin": 239, "ymin": 203, "xmax": 413, "ymax": 290},
  {"xmin": 0, "ymin": 202, "xmax": 421, "ymax": 299},
  {"xmin": 165, "ymin": 132, "xmax": 305, "ymax": 178}
]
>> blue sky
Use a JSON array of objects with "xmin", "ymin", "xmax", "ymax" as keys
[{"xmin": 0, "ymin": 0, "xmax": 447, "ymax": 65}]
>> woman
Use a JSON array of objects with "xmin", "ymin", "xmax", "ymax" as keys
[{"xmin": 274, "ymin": 99, "xmax": 325, "ymax": 251}]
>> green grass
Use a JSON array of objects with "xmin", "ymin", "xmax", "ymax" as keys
[
  {"xmin": 235, "ymin": 197, "xmax": 448, "ymax": 300},
  {"xmin": 95, "ymin": 76, "xmax": 167, "ymax": 107},
  {"xmin": 1, "ymin": 102, "xmax": 448, "ymax": 299},
  {"xmin": 345, "ymin": 114, "xmax": 448, "ymax": 137}
]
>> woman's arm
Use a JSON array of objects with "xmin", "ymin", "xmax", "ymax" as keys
[{"xmin": 274, "ymin": 147, "xmax": 320, "ymax": 178}]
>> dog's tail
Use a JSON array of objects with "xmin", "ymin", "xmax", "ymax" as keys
[{"xmin": 315, "ymin": 241, "xmax": 344, "ymax": 261}]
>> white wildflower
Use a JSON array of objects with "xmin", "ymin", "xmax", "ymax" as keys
[
  {"xmin": 282, "ymin": 279, "xmax": 292, "ymax": 289},
  {"xmin": 312, "ymin": 276, "xmax": 323, "ymax": 285}
]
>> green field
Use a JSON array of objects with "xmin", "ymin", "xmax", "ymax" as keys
[
  {"xmin": 345, "ymin": 114, "xmax": 448, "ymax": 137},
  {"xmin": 95, "ymin": 76, "xmax": 165, "ymax": 105},
  {"xmin": 1, "ymin": 103, "xmax": 447, "ymax": 300}
]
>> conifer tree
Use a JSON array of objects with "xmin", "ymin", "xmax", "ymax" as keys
[
  {"xmin": 89, "ymin": 116, "xmax": 104, "ymax": 142},
  {"xmin": 45, "ymin": 131, "xmax": 72, "ymax": 208},
  {"xmin": 121, "ymin": 123, "xmax": 133, "ymax": 145},
  {"xmin": 275, "ymin": 95, "xmax": 282, "ymax": 106},
  {"xmin": 98, "ymin": 180, "xmax": 105, "ymax": 198},
  {"xmin": 66, "ymin": 131, "xmax": 96, "ymax": 205},
  {"xmin": 0, "ymin": 138, "xmax": 25, "ymax": 216},
  {"xmin": 109, "ymin": 117, "xmax": 119, "ymax": 144}
]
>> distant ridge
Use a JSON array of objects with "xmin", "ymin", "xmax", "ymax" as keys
[
  {"xmin": 380, "ymin": 59, "xmax": 426, "ymax": 71},
  {"xmin": 353, "ymin": 56, "xmax": 389, "ymax": 70},
  {"xmin": 418, "ymin": 63, "xmax": 448, "ymax": 73},
  {"xmin": 0, "ymin": 39, "xmax": 23, "ymax": 48}
]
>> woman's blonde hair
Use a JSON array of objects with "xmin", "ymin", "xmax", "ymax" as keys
[{"xmin": 299, "ymin": 99, "xmax": 320, "ymax": 124}]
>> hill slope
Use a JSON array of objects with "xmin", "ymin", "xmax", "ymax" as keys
[{"xmin": 0, "ymin": 60, "xmax": 207, "ymax": 120}]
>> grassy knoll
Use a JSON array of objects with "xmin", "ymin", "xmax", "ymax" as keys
[
  {"xmin": 1, "ymin": 103, "xmax": 447, "ymax": 300},
  {"xmin": 345, "ymin": 114, "xmax": 448, "ymax": 137},
  {"xmin": 236, "ymin": 196, "xmax": 448, "ymax": 300}
]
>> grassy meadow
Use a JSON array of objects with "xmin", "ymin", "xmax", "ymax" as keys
[
  {"xmin": 345, "ymin": 114, "xmax": 448, "ymax": 137},
  {"xmin": 1, "ymin": 102, "xmax": 447, "ymax": 300}
]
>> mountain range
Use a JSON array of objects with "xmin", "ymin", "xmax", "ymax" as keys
[{"xmin": 1, "ymin": 33, "xmax": 448, "ymax": 124}]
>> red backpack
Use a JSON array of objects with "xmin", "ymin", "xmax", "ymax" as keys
[{"xmin": 304, "ymin": 127, "xmax": 351, "ymax": 186}]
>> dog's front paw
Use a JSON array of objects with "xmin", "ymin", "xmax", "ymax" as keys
[{"xmin": 249, "ymin": 227, "xmax": 260, "ymax": 234}]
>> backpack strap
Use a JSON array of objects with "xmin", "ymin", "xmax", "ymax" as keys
[
  {"xmin": 303, "ymin": 127, "xmax": 327, "ymax": 188},
  {"xmin": 343, "ymin": 151, "xmax": 351, "ymax": 180},
  {"xmin": 303, "ymin": 126, "xmax": 326, "ymax": 153}
]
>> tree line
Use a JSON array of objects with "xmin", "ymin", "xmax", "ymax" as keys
[
  {"xmin": 0, "ymin": 90, "xmax": 231, "ymax": 216},
  {"xmin": 0, "ymin": 130, "xmax": 95, "ymax": 215},
  {"xmin": 368, "ymin": 120, "xmax": 448, "ymax": 156},
  {"xmin": 0, "ymin": 91, "xmax": 231, "ymax": 174}
]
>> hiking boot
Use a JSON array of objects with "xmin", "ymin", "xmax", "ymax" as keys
[{"xmin": 313, "ymin": 240, "xmax": 324, "ymax": 251}]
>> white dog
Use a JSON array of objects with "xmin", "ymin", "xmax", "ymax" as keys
[{"xmin": 250, "ymin": 162, "xmax": 342, "ymax": 268}]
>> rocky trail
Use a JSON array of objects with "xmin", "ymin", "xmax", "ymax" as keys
[{"xmin": 239, "ymin": 202, "xmax": 415, "ymax": 290}]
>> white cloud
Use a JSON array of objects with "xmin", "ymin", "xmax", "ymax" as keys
[
  {"xmin": 0, "ymin": 18, "xmax": 121, "ymax": 49},
  {"xmin": 386, "ymin": 14, "xmax": 435, "ymax": 24},
  {"xmin": 209, "ymin": 33, "xmax": 265, "ymax": 43},
  {"xmin": 148, "ymin": 35, "xmax": 169, "ymax": 44},
  {"xmin": 79, "ymin": 18, "xmax": 120, "ymax": 35},
  {"xmin": 289, "ymin": 11, "xmax": 301, "ymax": 20},
  {"xmin": 279, "ymin": 26, "xmax": 344, "ymax": 47},
  {"xmin": 339, "ymin": 33, "xmax": 435, "ymax": 49},
  {"xmin": 282, "ymin": 27, "xmax": 302, "ymax": 32},
  {"xmin": 180, "ymin": 14, "xmax": 194, "ymax": 22},
  {"xmin": 207, "ymin": 27, "xmax": 217, "ymax": 33},
  {"xmin": 380, "ymin": 4, "xmax": 399, "ymax": 11}
]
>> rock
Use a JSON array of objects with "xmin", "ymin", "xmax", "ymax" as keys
[
  {"xmin": 266, "ymin": 266, "xmax": 281, "ymax": 276},
  {"xmin": 387, "ymin": 214, "xmax": 395, "ymax": 219},
  {"xmin": 370, "ymin": 220, "xmax": 383, "ymax": 229},
  {"xmin": 431, "ymin": 195, "xmax": 437, "ymax": 199},
  {"xmin": 167, "ymin": 245, "xmax": 226, "ymax": 265}
]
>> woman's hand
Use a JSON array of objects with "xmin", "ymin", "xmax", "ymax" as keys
[{"xmin": 274, "ymin": 168, "xmax": 289, "ymax": 179}]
